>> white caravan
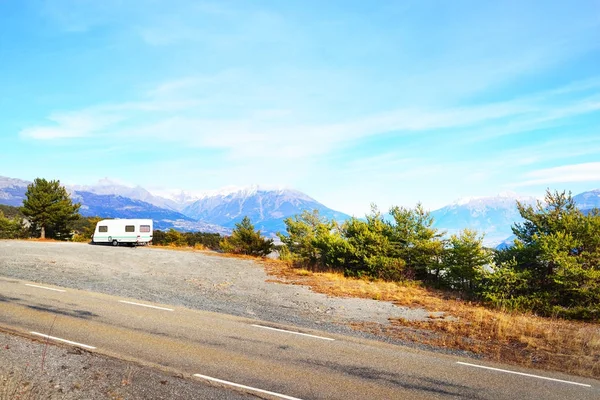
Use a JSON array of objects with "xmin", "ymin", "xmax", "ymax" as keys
[{"xmin": 92, "ymin": 219, "xmax": 153, "ymax": 246}]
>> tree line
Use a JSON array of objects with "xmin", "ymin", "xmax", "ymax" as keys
[
  {"xmin": 1, "ymin": 178, "xmax": 598, "ymax": 320},
  {"xmin": 277, "ymin": 190, "xmax": 600, "ymax": 320}
]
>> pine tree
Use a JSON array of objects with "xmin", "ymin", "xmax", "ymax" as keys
[
  {"xmin": 487, "ymin": 190, "xmax": 600, "ymax": 319},
  {"xmin": 388, "ymin": 203, "xmax": 444, "ymax": 281},
  {"xmin": 21, "ymin": 178, "xmax": 81, "ymax": 240},
  {"xmin": 0, "ymin": 211, "xmax": 27, "ymax": 239},
  {"xmin": 442, "ymin": 229, "xmax": 492, "ymax": 292},
  {"xmin": 221, "ymin": 216, "xmax": 274, "ymax": 256}
]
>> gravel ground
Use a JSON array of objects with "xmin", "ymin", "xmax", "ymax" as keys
[
  {"xmin": 0, "ymin": 240, "xmax": 435, "ymax": 338},
  {"xmin": 0, "ymin": 329, "xmax": 255, "ymax": 399}
]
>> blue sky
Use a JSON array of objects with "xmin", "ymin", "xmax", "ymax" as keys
[{"xmin": 1, "ymin": 1, "xmax": 599, "ymax": 215}]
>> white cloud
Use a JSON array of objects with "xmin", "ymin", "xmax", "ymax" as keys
[
  {"xmin": 515, "ymin": 162, "xmax": 600, "ymax": 187},
  {"xmin": 19, "ymin": 111, "xmax": 122, "ymax": 140},
  {"xmin": 19, "ymin": 75, "xmax": 600, "ymax": 164}
]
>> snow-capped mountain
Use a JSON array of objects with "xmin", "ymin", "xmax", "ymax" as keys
[
  {"xmin": 149, "ymin": 185, "xmax": 245, "ymax": 211},
  {"xmin": 0, "ymin": 176, "xmax": 349, "ymax": 235},
  {"xmin": 0, "ymin": 176, "xmax": 29, "ymax": 206},
  {"xmin": 182, "ymin": 185, "xmax": 350, "ymax": 235},
  {"xmin": 69, "ymin": 178, "xmax": 180, "ymax": 211},
  {"xmin": 72, "ymin": 191, "xmax": 228, "ymax": 233},
  {"xmin": 0, "ymin": 176, "xmax": 29, "ymax": 189},
  {"xmin": 573, "ymin": 189, "xmax": 600, "ymax": 211},
  {"xmin": 0, "ymin": 176, "xmax": 227, "ymax": 233},
  {"xmin": 430, "ymin": 192, "xmax": 539, "ymax": 246}
]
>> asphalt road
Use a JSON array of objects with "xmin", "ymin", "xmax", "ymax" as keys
[{"xmin": 0, "ymin": 276, "xmax": 597, "ymax": 399}]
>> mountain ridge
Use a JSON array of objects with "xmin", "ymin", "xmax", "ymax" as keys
[
  {"xmin": 182, "ymin": 187, "xmax": 350, "ymax": 235},
  {"xmin": 431, "ymin": 193, "xmax": 539, "ymax": 246},
  {"xmin": 0, "ymin": 176, "xmax": 350, "ymax": 236}
]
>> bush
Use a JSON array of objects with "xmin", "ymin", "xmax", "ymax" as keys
[
  {"xmin": 151, "ymin": 229, "xmax": 167, "ymax": 245},
  {"xmin": 364, "ymin": 255, "xmax": 406, "ymax": 281},
  {"xmin": 70, "ymin": 216, "xmax": 101, "ymax": 242},
  {"xmin": 151, "ymin": 229, "xmax": 222, "ymax": 249},
  {"xmin": 183, "ymin": 231, "xmax": 222, "ymax": 250},
  {"xmin": 0, "ymin": 212, "xmax": 27, "ymax": 239},
  {"xmin": 71, "ymin": 233, "xmax": 90, "ymax": 242},
  {"xmin": 220, "ymin": 216, "xmax": 274, "ymax": 257}
]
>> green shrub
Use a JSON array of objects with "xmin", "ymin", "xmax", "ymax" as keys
[
  {"xmin": 71, "ymin": 233, "xmax": 90, "ymax": 242},
  {"xmin": 0, "ymin": 212, "xmax": 27, "ymax": 239},
  {"xmin": 220, "ymin": 216, "xmax": 274, "ymax": 257}
]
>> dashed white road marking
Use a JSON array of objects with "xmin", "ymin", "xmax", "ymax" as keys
[
  {"xmin": 193, "ymin": 373, "xmax": 304, "ymax": 400},
  {"xmin": 456, "ymin": 362, "xmax": 591, "ymax": 387},
  {"xmin": 30, "ymin": 331, "xmax": 96, "ymax": 350},
  {"xmin": 118, "ymin": 300, "xmax": 174, "ymax": 311},
  {"xmin": 25, "ymin": 284, "xmax": 66, "ymax": 293},
  {"xmin": 251, "ymin": 324, "xmax": 335, "ymax": 341}
]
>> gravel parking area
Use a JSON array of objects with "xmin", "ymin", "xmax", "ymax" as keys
[{"xmin": 0, "ymin": 240, "xmax": 433, "ymax": 340}]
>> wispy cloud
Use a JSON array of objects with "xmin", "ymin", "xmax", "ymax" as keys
[
  {"xmin": 19, "ymin": 111, "xmax": 122, "ymax": 140},
  {"xmin": 514, "ymin": 162, "xmax": 600, "ymax": 187},
  {"xmin": 19, "ymin": 76, "xmax": 600, "ymax": 169}
]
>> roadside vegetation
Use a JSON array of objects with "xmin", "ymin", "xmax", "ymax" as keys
[
  {"xmin": 152, "ymin": 229, "xmax": 222, "ymax": 250},
  {"xmin": 277, "ymin": 190, "xmax": 600, "ymax": 321},
  {"xmin": 150, "ymin": 217, "xmax": 274, "ymax": 256}
]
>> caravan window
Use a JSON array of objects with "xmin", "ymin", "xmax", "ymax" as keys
[
  {"xmin": 99, "ymin": 226, "xmax": 108, "ymax": 233},
  {"xmin": 140, "ymin": 225, "xmax": 151, "ymax": 233},
  {"xmin": 125, "ymin": 225, "xmax": 135, "ymax": 232}
]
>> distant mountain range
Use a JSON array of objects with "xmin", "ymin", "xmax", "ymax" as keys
[
  {"xmin": 0, "ymin": 176, "xmax": 349, "ymax": 237},
  {"xmin": 181, "ymin": 185, "xmax": 350, "ymax": 234},
  {"xmin": 573, "ymin": 189, "xmax": 600, "ymax": 211},
  {"xmin": 70, "ymin": 179, "xmax": 182, "ymax": 211},
  {"xmin": 0, "ymin": 176, "xmax": 30, "ymax": 206},
  {"xmin": 71, "ymin": 191, "xmax": 227, "ymax": 233},
  {"xmin": 1, "ymin": 175, "xmax": 598, "ymax": 244},
  {"xmin": 436, "ymin": 190, "xmax": 600, "ymax": 247},
  {"xmin": 430, "ymin": 192, "xmax": 538, "ymax": 246}
]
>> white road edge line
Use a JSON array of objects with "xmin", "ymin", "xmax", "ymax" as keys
[
  {"xmin": 456, "ymin": 362, "xmax": 591, "ymax": 387},
  {"xmin": 30, "ymin": 332, "xmax": 96, "ymax": 350},
  {"xmin": 193, "ymin": 373, "xmax": 303, "ymax": 400},
  {"xmin": 24, "ymin": 284, "xmax": 66, "ymax": 293},
  {"xmin": 118, "ymin": 300, "xmax": 174, "ymax": 311},
  {"xmin": 251, "ymin": 324, "xmax": 335, "ymax": 341}
]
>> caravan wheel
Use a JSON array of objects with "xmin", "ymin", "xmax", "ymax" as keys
[{"xmin": 112, "ymin": 240, "xmax": 119, "ymax": 247}]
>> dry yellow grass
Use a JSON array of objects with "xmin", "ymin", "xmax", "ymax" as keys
[
  {"xmin": 262, "ymin": 259, "xmax": 600, "ymax": 379},
  {"xmin": 150, "ymin": 244, "xmax": 210, "ymax": 254}
]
